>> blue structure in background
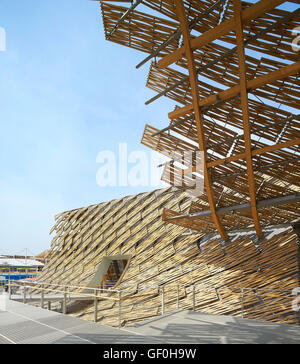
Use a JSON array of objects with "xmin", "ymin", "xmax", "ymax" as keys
[
  {"xmin": 0, "ymin": 257, "xmax": 43, "ymax": 287},
  {"xmin": 0, "ymin": 273, "xmax": 37, "ymax": 286}
]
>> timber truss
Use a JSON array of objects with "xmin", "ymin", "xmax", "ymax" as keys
[{"xmin": 99, "ymin": 0, "xmax": 300, "ymax": 240}]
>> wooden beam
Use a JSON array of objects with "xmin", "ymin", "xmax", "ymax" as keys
[
  {"xmin": 213, "ymin": 157, "xmax": 300, "ymax": 182},
  {"xmin": 207, "ymin": 138, "xmax": 300, "ymax": 169},
  {"xmin": 181, "ymin": 138, "xmax": 300, "ymax": 174},
  {"xmin": 168, "ymin": 61, "xmax": 300, "ymax": 120},
  {"xmin": 145, "ymin": 7, "xmax": 300, "ymax": 107},
  {"xmin": 136, "ymin": 0, "xmax": 225, "ymax": 69},
  {"xmin": 174, "ymin": 0, "xmax": 228, "ymax": 241},
  {"xmin": 158, "ymin": 0, "xmax": 285, "ymax": 69},
  {"xmin": 233, "ymin": 0, "xmax": 262, "ymax": 237},
  {"xmin": 166, "ymin": 193, "xmax": 300, "ymax": 220}
]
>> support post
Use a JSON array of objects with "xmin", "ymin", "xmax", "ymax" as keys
[
  {"xmin": 63, "ymin": 290, "xmax": 67, "ymax": 314},
  {"xmin": 174, "ymin": 0, "xmax": 228, "ymax": 241},
  {"xmin": 8, "ymin": 278, "xmax": 11, "ymax": 300},
  {"xmin": 118, "ymin": 291, "xmax": 122, "ymax": 329},
  {"xmin": 41, "ymin": 284, "xmax": 44, "ymax": 309},
  {"xmin": 161, "ymin": 286, "xmax": 165, "ymax": 315},
  {"xmin": 23, "ymin": 284, "xmax": 26, "ymax": 304},
  {"xmin": 192, "ymin": 285, "xmax": 196, "ymax": 311},
  {"xmin": 177, "ymin": 284, "xmax": 179, "ymax": 310},
  {"xmin": 241, "ymin": 288, "xmax": 244, "ymax": 319},
  {"xmin": 94, "ymin": 289, "xmax": 98, "ymax": 323},
  {"xmin": 47, "ymin": 301, "xmax": 51, "ymax": 310},
  {"xmin": 233, "ymin": 0, "xmax": 262, "ymax": 238}
]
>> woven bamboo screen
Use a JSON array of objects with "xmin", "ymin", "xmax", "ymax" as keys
[{"xmin": 99, "ymin": 0, "xmax": 300, "ymax": 239}]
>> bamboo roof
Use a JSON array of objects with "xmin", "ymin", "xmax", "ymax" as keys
[{"xmin": 99, "ymin": 0, "xmax": 300, "ymax": 239}]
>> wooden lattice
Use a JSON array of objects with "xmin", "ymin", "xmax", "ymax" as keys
[
  {"xmin": 100, "ymin": 0, "xmax": 300, "ymax": 238},
  {"xmin": 40, "ymin": 188, "xmax": 300, "ymax": 326}
]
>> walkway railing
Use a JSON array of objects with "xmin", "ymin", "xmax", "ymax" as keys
[{"xmin": 6, "ymin": 280, "xmax": 297, "ymax": 328}]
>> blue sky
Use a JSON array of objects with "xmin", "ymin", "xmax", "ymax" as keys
[{"xmin": 0, "ymin": 0, "xmax": 175, "ymax": 255}]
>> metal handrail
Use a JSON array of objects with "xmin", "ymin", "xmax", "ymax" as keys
[
  {"xmin": 6, "ymin": 279, "xmax": 296, "ymax": 328},
  {"xmin": 7, "ymin": 279, "xmax": 123, "ymax": 328},
  {"xmin": 118, "ymin": 284, "xmax": 293, "ymax": 294},
  {"xmin": 13, "ymin": 279, "xmax": 120, "ymax": 293},
  {"xmin": 4, "ymin": 278, "xmax": 295, "ymax": 294},
  {"xmin": 9, "ymin": 281, "xmax": 118, "ymax": 301}
]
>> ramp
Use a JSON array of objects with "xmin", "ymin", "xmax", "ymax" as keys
[
  {"xmin": 0, "ymin": 297, "xmax": 161, "ymax": 344},
  {"xmin": 1, "ymin": 297, "xmax": 300, "ymax": 344},
  {"xmin": 128, "ymin": 310, "xmax": 300, "ymax": 344}
]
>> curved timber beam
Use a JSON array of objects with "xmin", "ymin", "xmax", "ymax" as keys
[
  {"xmin": 174, "ymin": 0, "xmax": 228, "ymax": 241},
  {"xmin": 233, "ymin": 0, "xmax": 262, "ymax": 238}
]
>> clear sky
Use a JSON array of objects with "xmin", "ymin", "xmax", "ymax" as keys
[{"xmin": 0, "ymin": 0, "xmax": 176, "ymax": 255}]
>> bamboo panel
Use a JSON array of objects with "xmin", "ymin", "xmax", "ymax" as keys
[
  {"xmin": 50, "ymin": 211, "xmax": 299, "ymax": 327},
  {"xmin": 101, "ymin": 2, "xmax": 180, "ymax": 56},
  {"xmin": 99, "ymin": 0, "xmax": 300, "ymax": 235}
]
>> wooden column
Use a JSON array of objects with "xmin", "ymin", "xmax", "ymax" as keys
[
  {"xmin": 94, "ymin": 289, "xmax": 98, "ymax": 323},
  {"xmin": 233, "ymin": 0, "xmax": 262, "ymax": 238},
  {"xmin": 174, "ymin": 0, "xmax": 228, "ymax": 241}
]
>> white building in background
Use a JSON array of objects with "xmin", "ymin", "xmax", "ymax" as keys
[{"xmin": 0, "ymin": 257, "xmax": 44, "ymax": 270}]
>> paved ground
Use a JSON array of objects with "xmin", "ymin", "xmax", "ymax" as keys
[
  {"xmin": 1, "ymin": 294, "xmax": 300, "ymax": 344},
  {"xmin": 0, "ymin": 296, "xmax": 161, "ymax": 344},
  {"xmin": 128, "ymin": 310, "xmax": 300, "ymax": 344}
]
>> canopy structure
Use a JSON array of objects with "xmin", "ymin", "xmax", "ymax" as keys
[{"xmin": 99, "ymin": 0, "xmax": 300, "ymax": 240}]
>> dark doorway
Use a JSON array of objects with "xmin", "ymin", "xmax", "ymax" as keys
[{"xmin": 100, "ymin": 259, "xmax": 128, "ymax": 289}]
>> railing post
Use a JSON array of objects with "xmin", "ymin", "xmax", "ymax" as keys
[
  {"xmin": 241, "ymin": 288, "xmax": 244, "ymax": 319},
  {"xmin": 63, "ymin": 289, "xmax": 67, "ymax": 314},
  {"xmin": 8, "ymin": 278, "xmax": 11, "ymax": 300},
  {"xmin": 94, "ymin": 289, "xmax": 98, "ymax": 323},
  {"xmin": 41, "ymin": 284, "xmax": 44, "ymax": 309},
  {"xmin": 118, "ymin": 291, "xmax": 121, "ymax": 329},
  {"xmin": 192, "ymin": 285, "xmax": 196, "ymax": 311},
  {"xmin": 177, "ymin": 284, "xmax": 179, "ymax": 310},
  {"xmin": 161, "ymin": 286, "xmax": 165, "ymax": 315},
  {"xmin": 23, "ymin": 283, "xmax": 26, "ymax": 304}
]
